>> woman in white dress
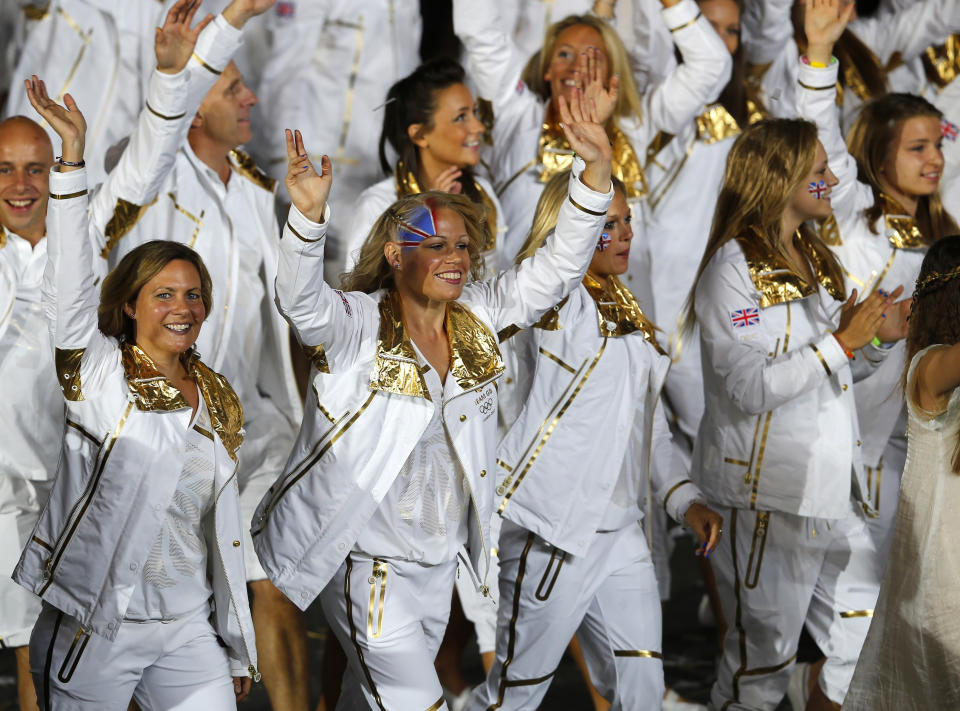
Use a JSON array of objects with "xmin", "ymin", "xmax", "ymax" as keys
[{"xmin": 844, "ymin": 235, "xmax": 960, "ymax": 710}]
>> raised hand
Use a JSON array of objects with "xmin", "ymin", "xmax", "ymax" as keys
[
  {"xmin": 155, "ymin": 0, "xmax": 214, "ymax": 75},
  {"xmin": 285, "ymin": 129, "xmax": 332, "ymax": 224},
  {"xmin": 557, "ymin": 87, "xmax": 613, "ymax": 192},
  {"xmin": 580, "ymin": 46, "xmax": 619, "ymax": 125},
  {"xmin": 424, "ymin": 165, "xmax": 463, "ymax": 194},
  {"xmin": 24, "ymin": 76, "xmax": 86, "ymax": 166},
  {"xmin": 804, "ymin": 0, "xmax": 854, "ymax": 65},
  {"xmin": 223, "ymin": 0, "xmax": 278, "ymax": 30}
]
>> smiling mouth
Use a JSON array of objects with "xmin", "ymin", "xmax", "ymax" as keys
[
  {"xmin": 4, "ymin": 198, "xmax": 36, "ymax": 210},
  {"xmin": 164, "ymin": 323, "xmax": 193, "ymax": 333},
  {"xmin": 464, "ymin": 139, "xmax": 480, "ymax": 149},
  {"xmin": 435, "ymin": 270, "xmax": 462, "ymax": 283}
]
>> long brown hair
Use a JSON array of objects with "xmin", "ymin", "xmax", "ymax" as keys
[
  {"xmin": 683, "ymin": 119, "xmax": 844, "ymax": 332},
  {"xmin": 847, "ymin": 93, "xmax": 959, "ymax": 243},
  {"xmin": 342, "ymin": 191, "xmax": 488, "ymax": 294},
  {"xmin": 904, "ymin": 235, "xmax": 960, "ymax": 472},
  {"xmin": 99, "ymin": 240, "xmax": 212, "ymax": 344}
]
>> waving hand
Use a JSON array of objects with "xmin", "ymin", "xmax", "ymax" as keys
[{"xmin": 285, "ymin": 129, "xmax": 332, "ymax": 224}]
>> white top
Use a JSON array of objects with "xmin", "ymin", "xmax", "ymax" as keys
[
  {"xmin": 126, "ymin": 398, "xmax": 216, "ymax": 621},
  {"xmin": 0, "ymin": 231, "xmax": 63, "ymax": 489},
  {"xmin": 354, "ymin": 345, "xmax": 470, "ymax": 565}
]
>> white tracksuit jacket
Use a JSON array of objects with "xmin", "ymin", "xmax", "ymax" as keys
[
  {"xmin": 692, "ymin": 236, "xmax": 890, "ymax": 519},
  {"xmin": 252, "ymin": 168, "xmax": 612, "ymax": 610},
  {"xmin": 13, "ymin": 167, "xmax": 257, "ymax": 679},
  {"xmin": 495, "ymin": 275, "xmax": 704, "ymax": 557}
]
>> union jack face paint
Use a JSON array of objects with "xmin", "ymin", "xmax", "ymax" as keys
[
  {"xmin": 942, "ymin": 118, "xmax": 959, "ymax": 142},
  {"xmin": 396, "ymin": 200, "xmax": 439, "ymax": 249},
  {"xmin": 808, "ymin": 180, "xmax": 828, "ymax": 199},
  {"xmin": 596, "ymin": 232, "xmax": 612, "ymax": 251}
]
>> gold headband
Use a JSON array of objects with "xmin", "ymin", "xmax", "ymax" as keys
[{"xmin": 914, "ymin": 265, "xmax": 960, "ymax": 297}]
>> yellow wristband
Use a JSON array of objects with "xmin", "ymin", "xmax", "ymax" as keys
[{"xmin": 809, "ymin": 60, "xmax": 827, "ymax": 68}]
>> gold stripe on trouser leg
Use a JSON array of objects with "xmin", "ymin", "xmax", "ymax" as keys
[
  {"xmin": 490, "ymin": 532, "xmax": 537, "ymax": 710},
  {"xmin": 344, "ymin": 555, "xmax": 386, "ymax": 711},
  {"xmin": 613, "ymin": 650, "xmax": 663, "ymax": 658}
]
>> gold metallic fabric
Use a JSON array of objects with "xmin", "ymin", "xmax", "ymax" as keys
[
  {"xmin": 924, "ymin": 35, "xmax": 960, "ymax": 90},
  {"xmin": 101, "ymin": 196, "xmax": 156, "ymax": 258},
  {"xmin": 55, "ymin": 348, "xmax": 85, "ymax": 401},
  {"xmin": 881, "ymin": 195, "xmax": 925, "ymax": 248},
  {"xmin": 230, "ymin": 149, "xmax": 277, "ymax": 193},
  {"xmin": 302, "ymin": 344, "xmax": 330, "ymax": 374},
  {"xmin": 582, "ymin": 274, "xmax": 665, "ymax": 353},
  {"xmin": 696, "ymin": 104, "xmax": 741, "ymax": 145},
  {"xmin": 817, "ymin": 215, "xmax": 842, "ymax": 246},
  {"xmin": 537, "ymin": 123, "xmax": 647, "ymax": 198},
  {"xmin": 445, "ymin": 301, "xmax": 505, "ymax": 389}
]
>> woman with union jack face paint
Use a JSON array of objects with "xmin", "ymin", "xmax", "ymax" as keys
[
  {"xmin": 251, "ymin": 89, "xmax": 615, "ymax": 710},
  {"xmin": 683, "ymin": 114, "xmax": 911, "ymax": 710}
]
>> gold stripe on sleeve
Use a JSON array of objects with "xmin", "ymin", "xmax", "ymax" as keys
[
  {"xmin": 670, "ymin": 12, "xmax": 702, "ymax": 32},
  {"xmin": 49, "ymin": 189, "xmax": 88, "ymax": 200}
]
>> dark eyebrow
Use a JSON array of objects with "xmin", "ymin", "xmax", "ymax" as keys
[{"xmin": 226, "ymin": 78, "xmax": 242, "ymax": 93}]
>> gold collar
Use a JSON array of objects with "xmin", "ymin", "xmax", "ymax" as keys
[
  {"xmin": 229, "ymin": 149, "xmax": 277, "ymax": 193},
  {"xmin": 880, "ymin": 194, "xmax": 925, "ymax": 249},
  {"xmin": 582, "ymin": 274, "xmax": 665, "ymax": 353},
  {"xmin": 394, "ymin": 161, "xmax": 498, "ymax": 252},
  {"xmin": 696, "ymin": 104, "xmax": 742, "ymax": 145},
  {"xmin": 0, "ymin": 225, "xmax": 7, "ymax": 248},
  {"xmin": 370, "ymin": 291, "xmax": 504, "ymax": 399},
  {"xmin": 537, "ymin": 122, "xmax": 648, "ymax": 198},
  {"xmin": 924, "ymin": 35, "xmax": 960, "ymax": 90},
  {"xmin": 122, "ymin": 344, "xmax": 244, "ymax": 460},
  {"xmin": 735, "ymin": 230, "xmax": 845, "ymax": 308}
]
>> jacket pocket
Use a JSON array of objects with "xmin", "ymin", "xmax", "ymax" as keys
[
  {"xmin": 534, "ymin": 547, "xmax": 566, "ymax": 601},
  {"xmin": 57, "ymin": 627, "xmax": 91, "ymax": 683},
  {"xmin": 743, "ymin": 511, "xmax": 770, "ymax": 590}
]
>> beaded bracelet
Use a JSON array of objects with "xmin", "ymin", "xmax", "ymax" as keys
[{"xmin": 56, "ymin": 156, "xmax": 85, "ymax": 167}]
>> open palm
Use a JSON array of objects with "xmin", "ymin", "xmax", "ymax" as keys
[
  {"xmin": 285, "ymin": 129, "xmax": 332, "ymax": 224},
  {"xmin": 557, "ymin": 89, "xmax": 612, "ymax": 165},
  {"xmin": 25, "ymin": 76, "xmax": 86, "ymax": 157},
  {"xmin": 155, "ymin": 0, "xmax": 214, "ymax": 75}
]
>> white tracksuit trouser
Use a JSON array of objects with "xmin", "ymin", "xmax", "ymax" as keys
[
  {"xmin": 30, "ymin": 602, "xmax": 235, "ymax": 710},
  {"xmin": 320, "ymin": 554, "xmax": 458, "ymax": 711},
  {"xmin": 468, "ymin": 519, "xmax": 665, "ymax": 711},
  {"xmin": 709, "ymin": 505, "xmax": 881, "ymax": 710}
]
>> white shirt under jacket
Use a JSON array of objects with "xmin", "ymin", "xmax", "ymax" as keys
[
  {"xmin": 742, "ymin": 0, "xmax": 960, "ymax": 130},
  {"xmin": 797, "ymin": 59, "xmax": 926, "ymax": 470},
  {"xmin": 251, "ymin": 167, "xmax": 612, "ymax": 611},
  {"xmin": 0, "ymin": 229, "xmax": 63, "ymax": 500},
  {"xmin": 453, "ymin": 0, "xmax": 732, "ymax": 239},
  {"xmin": 344, "ymin": 173, "xmax": 510, "ymax": 277},
  {"xmin": 254, "ymin": 0, "xmax": 421, "ymax": 279},
  {"xmin": 13, "ymin": 167, "xmax": 257, "ymax": 679},
  {"xmin": 495, "ymin": 276, "xmax": 704, "ymax": 558},
  {"xmin": 692, "ymin": 237, "xmax": 890, "ymax": 519},
  {"xmin": 4, "ymin": 0, "xmax": 163, "ymax": 185},
  {"xmin": 98, "ymin": 17, "xmax": 302, "ymax": 440}
]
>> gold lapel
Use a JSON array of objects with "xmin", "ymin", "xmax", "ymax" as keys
[
  {"xmin": 582, "ymin": 274, "xmax": 665, "ymax": 354},
  {"xmin": 818, "ymin": 215, "xmax": 843, "ymax": 246},
  {"xmin": 735, "ymin": 230, "xmax": 844, "ymax": 308},
  {"xmin": 881, "ymin": 194, "xmax": 925, "ymax": 249},
  {"xmin": 229, "ymin": 149, "xmax": 277, "ymax": 193},
  {"xmin": 537, "ymin": 123, "xmax": 647, "ymax": 197},
  {"xmin": 696, "ymin": 104, "xmax": 742, "ymax": 144},
  {"xmin": 0, "ymin": 225, "xmax": 7, "ymax": 248},
  {"xmin": 370, "ymin": 291, "xmax": 504, "ymax": 398},
  {"xmin": 924, "ymin": 35, "xmax": 960, "ymax": 90},
  {"xmin": 122, "ymin": 344, "xmax": 244, "ymax": 460},
  {"xmin": 394, "ymin": 162, "xmax": 498, "ymax": 252}
]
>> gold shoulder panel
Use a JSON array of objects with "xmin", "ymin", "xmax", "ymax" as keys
[
  {"xmin": 55, "ymin": 348, "xmax": 85, "ymax": 401},
  {"xmin": 23, "ymin": 4, "xmax": 50, "ymax": 20},
  {"xmin": 302, "ymin": 343, "xmax": 330, "ymax": 374},
  {"xmin": 924, "ymin": 35, "xmax": 960, "ymax": 89},
  {"xmin": 230, "ymin": 149, "xmax": 278, "ymax": 193},
  {"xmin": 101, "ymin": 196, "xmax": 157, "ymax": 258},
  {"xmin": 696, "ymin": 104, "xmax": 742, "ymax": 145}
]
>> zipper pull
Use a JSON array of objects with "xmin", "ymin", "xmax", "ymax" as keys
[
  {"xmin": 42, "ymin": 557, "xmax": 53, "ymax": 580},
  {"xmin": 249, "ymin": 665, "xmax": 261, "ymax": 683}
]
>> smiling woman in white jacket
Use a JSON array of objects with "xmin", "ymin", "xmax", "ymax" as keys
[
  {"xmin": 467, "ymin": 170, "xmax": 722, "ymax": 710},
  {"xmin": 688, "ymin": 117, "xmax": 909, "ymax": 710},
  {"xmin": 252, "ymin": 92, "xmax": 612, "ymax": 711},
  {"xmin": 12, "ymin": 64, "xmax": 257, "ymax": 711}
]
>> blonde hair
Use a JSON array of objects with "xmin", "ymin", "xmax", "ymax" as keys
[
  {"xmin": 514, "ymin": 171, "xmax": 625, "ymax": 264},
  {"xmin": 847, "ymin": 93, "xmax": 959, "ymax": 243},
  {"xmin": 683, "ymin": 119, "xmax": 844, "ymax": 332},
  {"xmin": 342, "ymin": 191, "xmax": 489, "ymax": 293},
  {"xmin": 529, "ymin": 15, "xmax": 645, "ymax": 122},
  {"xmin": 99, "ymin": 240, "xmax": 213, "ymax": 343}
]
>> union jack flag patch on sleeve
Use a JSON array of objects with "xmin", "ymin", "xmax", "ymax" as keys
[{"xmin": 730, "ymin": 307, "xmax": 760, "ymax": 328}]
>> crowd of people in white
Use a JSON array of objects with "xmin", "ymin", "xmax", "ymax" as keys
[{"xmin": 0, "ymin": 0, "xmax": 959, "ymax": 710}]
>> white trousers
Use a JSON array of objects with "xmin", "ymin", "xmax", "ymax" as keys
[
  {"xmin": 862, "ymin": 434, "xmax": 907, "ymax": 564},
  {"xmin": 468, "ymin": 520, "xmax": 665, "ymax": 711},
  {"xmin": 30, "ymin": 602, "xmax": 235, "ymax": 711},
  {"xmin": 320, "ymin": 554, "xmax": 457, "ymax": 711},
  {"xmin": 457, "ymin": 513, "xmax": 500, "ymax": 655},
  {"xmin": 1, "ymin": 486, "xmax": 49, "ymax": 647},
  {"xmin": 709, "ymin": 506, "xmax": 881, "ymax": 710}
]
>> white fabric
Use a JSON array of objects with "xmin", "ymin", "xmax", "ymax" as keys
[
  {"xmin": 355, "ymin": 344, "xmax": 470, "ymax": 565},
  {"xmin": 0, "ymin": 489, "xmax": 49, "ymax": 647},
  {"xmin": 320, "ymin": 554, "xmax": 456, "ymax": 711},
  {"xmin": 4, "ymin": 0, "xmax": 163, "ymax": 185},
  {"xmin": 30, "ymin": 601, "xmax": 236, "ymax": 711},
  {"xmin": 455, "ymin": 511, "xmax": 501, "ymax": 656},
  {"xmin": 126, "ymin": 399, "xmax": 216, "ymax": 622},
  {"xmin": 13, "ymin": 168, "xmax": 256, "ymax": 677},
  {"xmin": 467, "ymin": 519, "xmax": 665, "ymax": 711},
  {"xmin": 344, "ymin": 173, "xmax": 511, "ymax": 276},
  {"xmin": 710, "ymin": 506, "xmax": 880, "ymax": 710},
  {"xmin": 252, "ymin": 167, "xmax": 612, "ymax": 610},
  {"xmin": 692, "ymin": 238, "xmax": 885, "ymax": 518},
  {"xmin": 454, "ymin": 0, "xmax": 732, "ymax": 239},
  {"xmin": 254, "ymin": 0, "xmax": 421, "ymax": 281},
  {"xmin": 844, "ymin": 345, "xmax": 960, "ymax": 710}
]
